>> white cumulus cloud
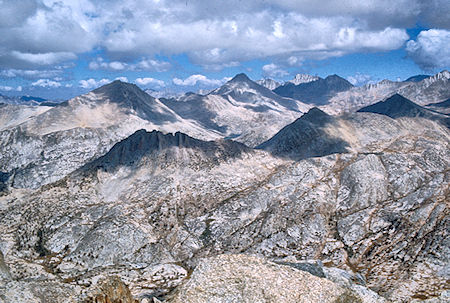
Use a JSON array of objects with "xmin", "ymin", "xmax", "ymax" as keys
[
  {"xmin": 115, "ymin": 76, "xmax": 129, "ymax": 82},
  {"xmin": 406, "ymin": 29, "xmax": 450, "ymax": 71},
  {"xmin": 89, "ymin": 57, "xmax": 171, "ymax": 72},
  {"xmin": 31, "ymin": 79, "xmax": 62, "ymax": 88},
  {"xmin": 135, "ymin": 77, "xmax": 165, "ymax": 87},
  {"xmin": 11, "ymin": 51, "xmax": 77, "ymax": 66},
  {"xmin": 0, "ymin": 85, "xmax": 23, "ymax": 92},
  {"xmin": 0, "ymin": 68, "xmax": 63, "ymax": 79},
  {"xmin": 262, "ymin": 63, "xmax": 289, "ymax": 78},
  {"xmin": 0, "ymin": 0, "xmax": 449, "ymax": 71},
  {"xmin": 347, "ymin": 74, "xmax": 374, "ymax": 86},
  {"xmin": 173, "ymin": 75, "xmax": 230, "ymax": 86},
  {"xmin": 79, "ymin": 78, "xmax": 111, "ymax": 89}
]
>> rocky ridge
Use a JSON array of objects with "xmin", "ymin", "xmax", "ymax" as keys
[
  {"xmin": 256, "ymin": 74, "xmax": 319, "ymax": 90},
  {"xmin": 160, "ymin": 73, "xmax": 311, "ymax": 147},
  {"xmin": 274, "ymin": 74, "xmax": 354, "ymax": 105},
  {"xmin": 426, "ymin": 98, "xmax": 450, "ymax": 115},
  {"xmin": 323, "ymin": 71, "xmax": 450, "ymax": 114},
  {"xmin": 357, "ymin": 94, "xmax": 450, "ymax": 128},
  {"xmin": 0, "ymin": 81, "xmax": 221, "ymax": 190},
  {"xmin": 289, "ymin": 73, "xmax": 321, "ymax": 85},
  {"xmin": 256, "ymin": 78, "xmax": 281, "ymax": 90}
]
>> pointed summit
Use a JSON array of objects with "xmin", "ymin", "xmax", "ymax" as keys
[
  {"xmin": 358, "ymin": 94, "xmax": 426, "ymax": 118},
  {"xmin": 300, "ymin": 107, "xmax": 332, "ymax": 123},
  {"xmin": 213, "ymin": 72, "xmax": 267, "ymax": 97},
  {"xmin": 92, "ymin": 80, "xmax": 150, "ymax": 102},
  {"xmin": 229, "ymin": 73, "xmax": 252, "ymax": 83},
  {"xmin": 358, "ymin": 94, "xmax": 450, "ymax": 128},
  {"xmin": 209, "ymin": 72, "xmax": 308, "ymax": 112},
  {"xmin": 90, "ymin": 80, "xmax": 178, "ymax": 123},
  {"xmin": 212, "ymin": 73, "xmax": 256, "ymax": 95},
  {"xmin": 257, "ymin": 108, "xmax": 348, "ymax": 159},
  {"xmin": 324, "ymin": 74, "xmax": 353, "ymax": 87}
]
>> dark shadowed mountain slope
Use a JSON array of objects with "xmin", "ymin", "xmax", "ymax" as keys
[
  {"xmin": 257, "ymin": 108, "xmax": 349, "ymax": 159},
  {"xmin": 273, "ymin": 75, "xmax": 353, "ymax": 105},
  {"xmin": 425, "ymin": 98, "xmax": 450, "ymax": 114},
  {"xmin": 404, "ymin": 74, "xmax": 430, "ymax": 82},
  {"xmin": 427, "ymin": 98, "xmax": 450, "ymax": 108},
  {"xmin": 357, "ymin": 94, "xmax": 432, "ymax": 118},
  {"xmin": 159, "ymin": 93, "xmax": 227, "ymax": 132},
  {"xmin": 357, "ymin": 94, "xmax": 450, "ymax": 127},
  {"xmin": 83, "ymin": 129, "xmax": 251, "ymax": 172}
]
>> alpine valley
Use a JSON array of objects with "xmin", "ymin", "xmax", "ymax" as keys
[{"xmin": 0, "ymin": 71, "xmax": 449, "ymax": 303}]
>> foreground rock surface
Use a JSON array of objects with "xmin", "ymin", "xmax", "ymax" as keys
[{"xmin": 167, "ymin": 254, "xmax": 383, "ymax": 303}]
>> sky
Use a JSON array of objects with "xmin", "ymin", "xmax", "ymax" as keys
[{"xmin": 0, "ymin": 0, "xmax": 449, "ymax": 100}]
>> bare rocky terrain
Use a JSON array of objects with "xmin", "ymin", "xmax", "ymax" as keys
[
  {"xmin": 322, "ymin": 71, "xmax": 450, "ymax": 114},
  {"xmin": 0, "ymin": 72, "xmax": 449, "ymax": 302}
]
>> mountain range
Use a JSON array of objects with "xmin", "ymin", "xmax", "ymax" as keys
[
  {"xmin": 357, "ymin": 93, "xmax": 450, "ymax": 128},
  {"xmin": 323, "ymin": 70, "xmax": 450, "ymax": 114},
  {"xmin": 159, "ymin": 73, "xmax": 311, "ymax": 147},
  {"xmin": 0, "ymin": 70, "xmax": 449, "ymax": 303},
  {"xmin": 274, "ymin": 74, "xmax": 354, "ymax": 105},
  {"xmin": 0, "ymin": 94, "xmax": 50, "ymax": 105}
]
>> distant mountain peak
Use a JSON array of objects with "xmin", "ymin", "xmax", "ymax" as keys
[
  {"xmin": 256, "ymin": 106, "xmax": 347, "ymax": 159},
  {"xmin": 405, "ymin": 75, "xmax": 431, "ymax": 82},
  {"xmin": 357, "ymin": 94, "xmax": 420, "ymax": 115},
  {"xmin": 289, "ymin": 74, "xmax": 320, "ymax": 85},
  {"xmin": 357, "ymin": 94, "xmax": 450, "ymax": 128},
  {"xmin": 422, "ymin": 70, "xmax": 450, "ymax": 83},
  {"xmin": 229, "ymin": 73, "xmax": 252, "ymax": 83},
  {"xmin": 325, "ymin": 74, "xmax": 353, "ymax": 84},
  {"xmin": 90, "ymin": 79, "xmax": 154, "ymax": 102},
  {"xmin": 303, "ymin": 107, "xmax": 328, "ymax": 118},
  {"xmin": 274, "ymin": 74, "xmax": 353, "ymax": 105},
  {"xmin": 93, "ymin": 80, "xmax": 141, "ymax": 94},
  {"xmin": 256, "ymin": 78, "xmax": 281, "ymax": 90},
  {"xmin": 86, "ymin": 78, "xmax": 183, "ymax": 124}
]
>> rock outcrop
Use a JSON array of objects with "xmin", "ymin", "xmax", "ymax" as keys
[{"xmin": 167, "ymin": 254, "xmax": 384, "ymax": 303}]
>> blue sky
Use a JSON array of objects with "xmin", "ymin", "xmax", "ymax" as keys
[{"xmin": 0, "ymin": 0, "xmax": 449, "ymax": 100}]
